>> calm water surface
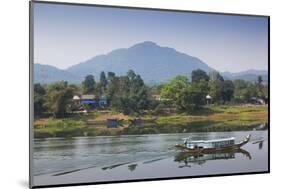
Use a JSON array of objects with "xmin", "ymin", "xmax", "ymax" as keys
[{"xmin": 33, "ymin": 131, "xmax": 268, "ymax": 186}]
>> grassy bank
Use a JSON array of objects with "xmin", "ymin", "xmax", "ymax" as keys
[{"xmin": 34, "ymin": 105, "xmax": 268, "ymax": 138}]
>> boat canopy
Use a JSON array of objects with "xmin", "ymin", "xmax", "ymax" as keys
[{"xmin": 183, "ymin": 137, "xmax": 235, "ymax": 144}]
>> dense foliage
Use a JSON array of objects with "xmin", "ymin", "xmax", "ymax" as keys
[{"xmin": 34, "ymin": 69, "xmax": 268, "ymax": 117}]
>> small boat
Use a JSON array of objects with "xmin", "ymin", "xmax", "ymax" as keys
[{"xmin": 175, "ymin": 134, "xmax": 251, "ymax": 153}]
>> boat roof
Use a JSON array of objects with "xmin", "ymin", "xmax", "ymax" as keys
[{"xmin": 183, "ymin": 137, "xmax": 235, "ymax": 143}]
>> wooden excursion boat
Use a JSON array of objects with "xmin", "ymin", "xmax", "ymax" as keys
[{"xmin": 175, "ymin": 134, "xmax": 251, "ymax": 153}]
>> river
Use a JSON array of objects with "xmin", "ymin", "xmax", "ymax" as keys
[{"xmin": 32, "ymin": 131, "xmax": 268, "ymax": 186}]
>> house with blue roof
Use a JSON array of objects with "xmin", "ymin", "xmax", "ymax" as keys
[
  {"xmin": 80, "ymin": 94, "xmax": 97, "ymax": 105},
  {"xmin": 72, "ymin": 94, "xmax": 108, "ymax": 109}
]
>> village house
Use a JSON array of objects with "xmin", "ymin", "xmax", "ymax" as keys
[
  {"xmin": 72, "ymin": 94, "xmax": 108, "ymax": 109},
  {"xmin": 151, "ymin": 94, "xmax": 171, "ymax": 102},
  {"xmin": 152, "ymin": 94, "xmax": 161, "ymax": 101},
  {"xmin": 80, "ymin": 94, "xmax": 97, "ymax": 105}
]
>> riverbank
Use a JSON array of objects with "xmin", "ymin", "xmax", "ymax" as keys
[{"xmin": 34, "ymin": 105, "xmax": 268, "ymax": 138}]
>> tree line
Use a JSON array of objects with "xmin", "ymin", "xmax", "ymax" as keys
[{"xmin": 34, "ymin": 69, "xmax": 268, "ymax": 117}]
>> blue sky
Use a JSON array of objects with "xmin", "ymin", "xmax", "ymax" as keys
[{"xmin": 34, "ymin": 2, "xmax": 268, "ymax": 72}]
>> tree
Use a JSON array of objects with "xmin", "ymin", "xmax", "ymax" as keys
[
  {"xmin": 107, "ymin": 72, "xmax": 116, "ymax": 82},
  {"xmin": 34, "ymin": 83, "xmax": 46, "ymax": 116},
  {"xmin": 258, "ymin": 75, "xmax": 263, "ymax": 85},
  {"xmin": 222, "ymin": 80, "xmax": 235, "ymax": 102},
  {"xmin": 96, "ymin": 71, "xmax": 108, "ymax": 95},
  {"xmin": 209, "ymin": 71, "xmax": 224, "ymax": 82},
  {"xmin": 209, "ymin": 80, "xmax": 224, "ymax": 104},
  {"xmin": 130, "ymin": 74, "xmax": 144, "ymax": 94},
  {"xmin": 209, "ymin": 71, "xmax": 225, "ymax": 104},
  {"xmin": 233, "ymin": 79, "xmax": 259, "ymax": 103},
  {"xmin": 190, "ymin": 79, "xmax": 209, "ymax": 107},
  {"xmin": 110, "ymin": 71, "xmax": 149, "ymax": 114},
  {"xmin": 161, "ymin": 75, "xmax": 209, "ymax": 111},
  {"xmin": 100, "ymin": 71, "xmax": 107, "ymax": 88},
  {"xmin": 263, "ymin": 84, "xmax": 268, "ymax": 99},
  {"xmin": 180, "ymin": 79, "xmax": 209, "ymax": 111},
  {"xmin": 135, "ymin": 86, "xmax": 149, "ymax": 110},
  {"xmin": 161, "ymin": 76, "xmax": 189, "ymax": 98},
  {"xmin": 127, "ymin": 69, "xmax": 136, "ymax": 80},
  {"xmin": 45, "ymin": 81, "xmax": 74, "ymax": 118},
  {"xmin": 233, "ymin": 79, "xmax": 248, "ymax": 103},
  {"xmin": 256, "ymin": 75, "xmax": 264, "ymax": 98},
  {"xmin": 82, "ymin": 75, "xmax": 95, "ymax": 94},
  {"xmin": 192, "ymin": 69, "xmax": 209, "ymax": 83},
  {"xmin": 161, "ymin": 75, "xmax": 190, "ymax": 110}
]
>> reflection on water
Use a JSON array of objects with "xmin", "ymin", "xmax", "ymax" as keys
[
  {"xmin": 33, "ymin": 131, "xmax": 268, "ymax": 186},
  {"xmin": 128, "ymin": 164, "xmax": 138, "ymax": 171},
  {"xmin": 252, "ymin": 140, "xmax": 264, "ymax": 150},
  {"xmin": 102, "ymin": 162, "xmax": 132, "ymax": 170},
  {"xmin": 259, "ymin": 141, "xmax": 263, "ymax": 149},
  {"xmin": 174, "ymin": 149, "xmax": 251, "ymax": 168},
  {"xmin": 110, "ymin": 149, "xmax": 253, "ymax": 171}
]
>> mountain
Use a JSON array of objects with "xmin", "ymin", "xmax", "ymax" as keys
[
  {"xmin": 34, "ymin": 64, "xmax": 81, "ymax": 84},
  {"xmin": 67, "ymin": 41, "xmax": 213, "ymax": 83},
  {"xmin": 33, "ymin": 41, "xmax": 268, "ymax": 84},
  {"xmin": 222, "ymin": 69, "xmax": 268, "ymax": 83}
]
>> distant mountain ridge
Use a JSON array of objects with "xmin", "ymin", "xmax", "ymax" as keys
[
  {"xmin": 34, "ymin": 41, "xmax": 268, "ymax": 84},
  {"xmin": 34, "ymin": 64, "xmax": 81, "ymax": 84},
  {"xmin": 222, "ymin": 69, "xmax": 268, "ymax": 83},
  {"xmin": 66, "ymin": 41, "xmax": 212, "ymax": 83}
]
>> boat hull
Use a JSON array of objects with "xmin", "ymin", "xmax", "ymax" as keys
[{"xmin": 186, "ymin": 145, "xmax": 242, "ymax": 154}]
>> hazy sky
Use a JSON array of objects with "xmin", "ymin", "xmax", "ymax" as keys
[{"xmin": 33, "ymin": 2, "xmax": 268, "ymax": 72}]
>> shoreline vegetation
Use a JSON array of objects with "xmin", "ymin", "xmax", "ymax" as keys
[
  {"xmin": 34, "ymin": 69, "xmax": 268, "ymax": 139},
  {"xmin": 34, "ymin": 105, "xmax": 268, "ymax": 138}
]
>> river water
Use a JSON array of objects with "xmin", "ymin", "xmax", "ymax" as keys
[{"xmin": 32, "ymin": 131, "xmax": 268, "ymax": 186}]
